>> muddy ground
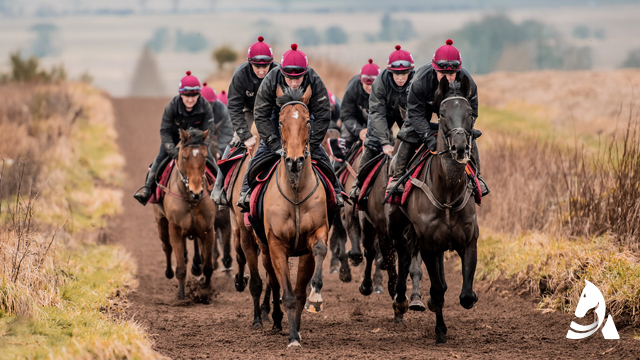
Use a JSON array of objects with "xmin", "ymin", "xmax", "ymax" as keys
[{"xmin": 110, "ymin": 98, "xmax": 640, "ymax": 360}]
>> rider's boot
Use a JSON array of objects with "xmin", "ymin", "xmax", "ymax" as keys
[
  {"xmin": 211, "ymin": 146, "xmax": 231, "ymax": 206},
  {"xmin": 237, "ymin": 174, "xmax": 251, "ymax": 213},
  {"xmin": 471, "ymin": 140, "xmax": 490, "ymax": 197},
  {"xmin": 348, "ymin": 146, "xmax": 377, "ymax": 202},
  {"xmin": 133, "ymin": 159, "xmax": 161, "ymax": 206},
  {"xmin": 386, "ymin": 141, "xmax": 417, "ymax": 194}
]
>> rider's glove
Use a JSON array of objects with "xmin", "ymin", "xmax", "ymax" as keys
[
  {"xmin": 165, "ymin": 143, "xmax": 179, "ymax": 159},
  {"xmin": 421, "ymin": 132, "xmax": 437, "ymax": 152}
]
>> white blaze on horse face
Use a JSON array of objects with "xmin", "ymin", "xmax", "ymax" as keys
[
  {"xmin": 192, "ymin": 149, "xmax": 200, "ymax": 157},
  {"xmin": 292, "ymin": 111, "xmax": 299, "ymax": 119}
]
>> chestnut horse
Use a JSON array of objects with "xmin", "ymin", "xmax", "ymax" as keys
[
  {"xmin": 401, "ymin": 76, "xmax": 479, "ymax": 343},
  {"xmin": 262, "ymin": 86, "xmax": 329, "ymax": 348},
  {"xmin": 153, "ymin": 128, "xmax": 217, "ymax": 300}
]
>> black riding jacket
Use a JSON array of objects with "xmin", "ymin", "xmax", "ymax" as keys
[
  {"xmin": 366, "ymin": 68, "xmax": 415, "ymax": 148},
  {"xmin": 254, "ymin": 66, "xmax": 331, "ymax": 152},
  {"xmin": 208, "ymin": 100, "xmax": 234, "ymax": 157},
  {"xmin": 227, "ymin": 61, "xmax": 279, "ymax": 142},
  {"xmin": 160, "ymin": 95, "xmax": 214, "ymax": 153},
  {"xmin": 406, "ymin": 64, "xmax": 478, "ymax": 138},
  {"xmin": 340, "ymin": 75, "xmax": 370, "ymax": 141}
]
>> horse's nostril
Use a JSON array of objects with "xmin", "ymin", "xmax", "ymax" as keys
[{"xmin": 296, "ymin": 157, "xmax": 304, "ymax": 168}]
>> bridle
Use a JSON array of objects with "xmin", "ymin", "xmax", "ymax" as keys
[
  {"xmin": 278, "ymin": 100, "xmax": 311, "ymax": 160},
  {"xmin": 436, "ymin": 96, "xmax": 473, "ymax": 164}
]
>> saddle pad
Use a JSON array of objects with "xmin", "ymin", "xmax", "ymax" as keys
[
  {"xmin": 313, "ymin": 164, "xmax": 337, "ymax": 209},
  {"xmin": 337, "ymin": 145, "xmax": 363, "ymax": 186},
  {"xmin": 387, "ymin": 151, "xmax": 431, "ymax": 206},
  {"xmin": 356, "ymin": 157, "xmax": 385, "ymax": 211}
]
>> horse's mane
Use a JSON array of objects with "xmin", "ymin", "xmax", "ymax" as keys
[
  {"xmin": 183, "ymin": 128, "xmax": 206, "ymax": 146},
  {"xmin": 276, "ymin": 86, "xmax": 305, "ymax": 107}
]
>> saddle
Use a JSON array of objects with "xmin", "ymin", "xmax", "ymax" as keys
[
  {"xmin": 336, "ymin": 141, "xmax": 363, "ymax": 186},
  {"xmin": 217, "ymin": 145, "xmax": 248, "ymax": 195},
  {"xmin": 149, "ymin": 159, "xmax": 216, "ymax": 204},
  {"xmin": 355, "ymin": 153, "xmax": 387, "ymax": 211}
]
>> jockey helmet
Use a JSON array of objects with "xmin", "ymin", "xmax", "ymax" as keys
[
  {"xmin": 247, "ymin": 36, "xmax": 274, "ymax": 65},
  {"xmin": 280, "ymin": 44, "xmax": 308, "ymax": 78},
  {"xmin": 179, "ymin": 71, "xmax": 201, "ymax": 94},
  {"xmin": 387, "ymin": 45, "xmax": 414, "ymax": 73},
  {"xmin": 432, "ymin": 39, "xmax": 462, "ymax": 72},
  {"xmin": 201, "ymin": 82, "xmax": 217, "ymax": 102},
  {"xmin": 360, "ymin": 58, "xmax": 380, "ymax": 85},
  {"xmin": 217, "ymin": 90, "xmax": 228, "ymax": 105}
]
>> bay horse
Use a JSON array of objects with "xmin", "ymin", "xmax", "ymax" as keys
[
  {"xmin": 153, "ymin": 128, "xmax": 217, "ymax": 300},
  {"xmin": 227, "ymin": 125, "xmax": 278, "ymax": 330},
  {"xmin": 262, "ymin": 86, "xmax": 329, "ymax": 348},
  {"xmin": 400, "ymin": 76, "xmax": 479, "ymax": 343}
]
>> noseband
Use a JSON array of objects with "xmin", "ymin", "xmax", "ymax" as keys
[{"xmin": 437, "ymin": 96, "xmax": 473, "ymax": 163}]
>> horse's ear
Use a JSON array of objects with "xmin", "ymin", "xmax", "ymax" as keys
[
  {"xmin": 434, "ymin": 76, "xmax": 449, "ymax": 105},
  {"xmin": 179, "ymin": 128, "xmax": 190, "ymax": 142},
  {"xmin": 301, "ymin": 86, "xmax": 312, "ymax": 106},
  {"xmin": 202, "ymin": 129, "xmax": 210, "ymax": 142},
  {"xmin": 460, "ymin": 75, "xmax": 471, "ymax": 99},
  {"xmin": 276, "ymin": 85, "xmax": 285, "ymax": 101}
]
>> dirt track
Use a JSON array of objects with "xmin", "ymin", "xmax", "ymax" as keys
[{"xmin": 110, "ymin": 98, "xmax": 640, "ymax": 360}]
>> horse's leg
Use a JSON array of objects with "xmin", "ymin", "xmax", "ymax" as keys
[
  {"xmin": 260, "ymin": 247, "xmax": 282, "ymax": 331},
  {"xmin": 372, "ymin": 240, "xmax": 384, "ymax": 294},
  {"xmin": 217, "ymin": 210, "xmax": 233, "ymax": 271},
  {"xmin": 268, "ymin": 240, "xmax": 298, "ymax": 347},
  {"xmin": 377, "ymin": 234, "xmax": 397, "ymax": 300},
  {"xmin": 358, "ymin": 221, "xmax": 377, "ymax": 296},
  {"xmin": 294, "ymin": 253, "xmax": 315, "ymax": 346},
  {"xmin": 423, "ymin": 251, "xmax": 448, "ymax": 343},
  {"xmin": 345, "ymin": 208, "xmax": 363, "ymax": 267},
  {"xmin": 458, "ymin": 237, "xmax": 478, "ymax": 310},
  {"xmin": 233, "ymin": 225, "xmax": 249, "ymax": 292},
  {"xmin": 306, "ymin": 225, "xmax": 329, "ymax": 314},
  {"xmin": 328, "ymin": 211, "xmax": 342, "ymax": 274},
  {"xmin": 169, "ymin": 224, "xmax": 187, "ymax": 300},
  {"xmin": 191, "ymin": 234, "xmax": 203, "ymax": 277},
  {"xmin": 337, "ymin": 212, "xmax": 352, "ymax": 282},
  {"xmin": 201, "ymin": 229, "xmax": 215, "ymax": 287},
  {"xmin": 243, "ymin": 234, "xmax": 264, "ymax": 329},
  {"xmin": 392, "ymin": 235, "xmax": 411, "ymax": 324},
  {"xmin": 212, "ymin": 229, "xmax": 220, "ymax": 272},
  {"xmin": 157, "ymin": 217, "xmax": 173, "ymax": 279},
  {"xmin": 409, "ymin": 252, "xmax": 425, "ymax": 311}
]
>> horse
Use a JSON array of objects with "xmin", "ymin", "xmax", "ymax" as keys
[
  {"xmin": 153, "ymin": 128, "xmax": 218, "ymax": 300},
  {"xmin": 261, "ymin": 86, "xmax": 329, "ymax": 348},
  {"xmin": 227, "ymin": 125, "xmax": 277, "ymax": 329},
  {"xmin": 399, "ymin": 76, "xmax": 479, "ymax": 343}
]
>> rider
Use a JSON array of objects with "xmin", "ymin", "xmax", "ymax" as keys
[
  {"xmin": 201, "ymin": 82, "xmax": 233, "ymax": 158},
  {"xmin": 340, "ymin": 58, "xmax": 380, "ymax": 150},
  {"xmin": 212, "ymin": 36, "xmax": 278, "ymax": 205},
  {"xmin": 349, "ymin": 45, "xmax": 415, "ymax": 201},
  {"xmin": 133, "ymin": 71, "xmax": 215, "ymax": 206},
  {"xmin": 237, "ymin": 43, "xmax": 344, "ymax": 211},
  {"xmin": 391, "ymin": 39, "xmax": 489, "ymax": 196},
  {"xmin": 327, "ymin": 90, "xmax": 342, "ymax": 132}
]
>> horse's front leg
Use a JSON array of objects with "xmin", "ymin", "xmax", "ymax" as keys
[
  {"xmin": 328, "ymin": 210, "xmax": 344, "ymax": 275},
  {"xmin": 260, "ymin": 244, "xmax": 282, "ymax": 331},
  {"xmin": 358, "ymin": 221, "xmax": 377, "ymax": 296},
  {"xmin": 233, "ymin": 223, "xmax": 249, "ymax": 292},
  {"xmin": 423, "ymin": 251, "xmax": 448, "ymax": 343},
  {"xmin": 156, "ymin": 216, "xmax": 174, "ymax": 279},
  {"xmin": 267, "ymin": 238, "xmax": 298, "ymax": 347},
  {"xmin": 372, "ymin": 240, "xmax": 384, "ymax": 294},
  {"xmin": 243, "ymin": 232, "xmax": 264, "ymax": 329},
  {"xmin": 305, "ymin": 225, "xmax": 329, "ymax": 313},
  {"xmin": 169, "ymin": 224, "xmax": 187, "ymax": 300},
  {"xmin": 458, "ymin": 235, "xmax": 478, "ymax": 310},
  {"xmin": 200, "ymin": 228, "xmax": 215, "ymax": 287},
  {"xmin": 191, "ymin": 234, "xmax": 203, "ymax": 277},
  {"xmin": 216, "ymin": 209, "xmax": 232, "ymax": 271},
  {"xmin": 409, "ymin": 252, "xmax": 425, "ymax": 311}
]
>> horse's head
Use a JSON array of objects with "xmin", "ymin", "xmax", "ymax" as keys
[
  {"xmin": 178, "ymin": 128, "xmax": 210, "ymax": 202},
  {"xmin": 276, "ymin": 85, "xmax": 312, "ymax": 177},
  {"xmin": 575, "ymin": 280, "xmax": 606, "ymax": 327},
  {"xmin": 435, "ymin": 76, "xmax": 474, "ymax": 164}
]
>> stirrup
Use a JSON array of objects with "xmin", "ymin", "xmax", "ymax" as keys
[
  {"xmin": 349, "ymin": 187, "xmax": 360, "ymax": 202},
  {"xmin": 478, "ymin": 177, "xmax": 490, "ymax": 197}
]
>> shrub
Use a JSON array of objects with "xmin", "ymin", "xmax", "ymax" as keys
[{"xmin": 212, "ymin": 46, "xmax": 238, "ymax": 71}]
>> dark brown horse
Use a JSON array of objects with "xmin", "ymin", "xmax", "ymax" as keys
[
  {"xmin": 261, "ymin": 86, "xmax": 329, "ymax": 348},
  {"xmin": 153, "ymin": 128, "xmax": 217, "ymax": 300},
  {"xmin": 400, "ymin": 76, "xmax": 479, "ymax": 343}
]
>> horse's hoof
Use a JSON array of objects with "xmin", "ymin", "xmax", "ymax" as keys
[
  {"xmin": 393, "ymin": 298, "xmax": 409, "ymax": 315},
  {"xmin": 394, "ymin": 314, "xmax": 404, "ymax": 324},
  {"xmin": 373, "ymin": 285, "xmax": 384, "ymax": 294},
  {"xmin": 191, "ymin": 264, "xmax": 203, "ymax": 277},
  {"xmin": 330, "ymin": 264, "xmax": 339, "ymax": 274},
  {"xmin": 409, "ymin": 299, "xmax": 426, "ymax": 312},
  {"xmin": 427, "ymin": 298, "xmax": 436, "ymax": 312},
  {"xmin": 273, "ymin": 323, "xmax": 283, "ymax": 332},
  {"xmin": 359, "ymin": 282, "xmax": 373, "ymax": 296},
  {"xmin": 305, "ymin": 299, "xmax": 323, "ymax": 313},
  {"xmin": 339, "ymin": 267, "xmax": 352, "ymax": 283},
  {"xmin": 287, "ymin": 340, "xmax": 302, "ymax": 349},
  {"xmin": 460, "ymin": 291, "xmax": 478, "ymax": 310},
  {"xmin": 348, "ymin": 251, "xmax": 364, "ymax": 266},
  {"xmin": 222, "ymin": 258, "xmax": 232, "ymax": 270},
  {"xmin": 165, "ymin": 268, "xmax": 174, "ymax": 279},
  {"xmin": 436, "ymin": 335, "xmax": 447, "ymax": 344},
  {"xmin": 234, "ymin": 273, "xmax": 248, "ymax": 292},
  {"xmin": 252, "ymin": 318, "xmax": 263, "ymax": 329}
]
